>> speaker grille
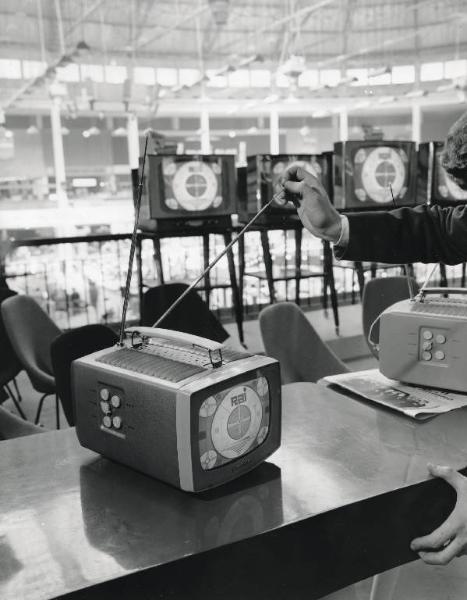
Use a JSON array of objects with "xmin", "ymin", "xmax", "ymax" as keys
[{"xmin": 98, "ymin": 348, "xmax": 205, "ymax": 382}]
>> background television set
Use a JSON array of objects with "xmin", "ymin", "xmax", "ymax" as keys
[
  {"xmin": 333, "ymin": 141, "xmax": 418, "ymax": 211},
  {"xmin": 139, "ymin": 154, "xmax": 237, "ymax": 232},
  {"xmin": 238, "ymin": 153, "xmax": 333, "ymax": 226},
  {"xmin": 418, "ymin": 141, "xmax": 467, "ymax": 206}
]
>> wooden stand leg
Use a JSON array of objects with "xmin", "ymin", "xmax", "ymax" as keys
[
  {"xmin": 152, "ymin": 236, "xmax": 164, "ymax": 285},
  {"xmin": 223, "ymin": 231, "xmax": 245, "ymax": 346},
  {"xmin": 294, "ymin": 228, "xmax": 302, "ymax": 306},
  {"xmin": 354, "ymin": 261, "xmax": 365, "ymax": 299},
  {"xmin": 260, "ymin": 230, "xmax": 275, "ymax": 303},
  {"xmin": 136, "ymin": 235, "xmax": 144, "ymax": 324},
  {"xmin": 238, "ymin": 234, "xmax": 245, "ymax": 315},
  {"xmin": 202, "ymin": 234, "xmax": 211, "ymax": 309},
  {"xmin": 323, "ymin": 241, "xmax": 340, "ymax": 335},
  {"xmin": 439, "ymin": 263, "xmax": 448, "ymax": 288}
]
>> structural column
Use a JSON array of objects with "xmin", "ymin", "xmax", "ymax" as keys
[
  {"xmin": 411, "ymin": 102, "xmax": 422, "ymax": 147},
  {"xmin": 339, "ymin": 108, "xmax": 349, "ymax": 142},
  {"xmin": 50, "ymin": 95, "xmax": 67, "ymax": 211},
  {"xmin": 269, "ymin": 109, "xmax": 280, "ymax": 154},
  {"xmin": 127, "ymin": 113, "xmax": 140, "ymax": 169},
  {"xmin": 200, "ymin": 109, "xmax": 211, "ymax": 154}
]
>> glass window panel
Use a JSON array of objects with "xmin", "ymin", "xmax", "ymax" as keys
[
  {"xmin": 346, "ymin": 68, "xmax": 368, "ymax": 86},
  {"xmin": 369, "ymin": 72, "xmax": 391, "ymax": 85},
  {"xmin": 391, "ymin": 65, "xmax": 415, "ymax": 84},
  {"xmin": 320, "ymin": 69, "xmax": 341, "ymax": 86},
  {"xmin": 206, "ymin": 70, "xmax": 227, "ymax": 87},
  {"xmin": 0, "ymin": 59, "xmax": 22, "ymax": 79},
  {"xmin": 56, "ymin": 64, "xmax": 80, "ymax": 82},
  {"xmin": 420, "ymin": 62, "xmax": 444, "ymax": 81},
  {"xmin": 445, "ymin": 60, "xmax": 467, "ymax": 79},
  {"xmin": 156, "ymin": 67, "xmax": 178, "ymax": 86},
  {"xmin": 228, "ymin": 69, "xmax": 250, "ymax": 87},
  {"xmin": 80, "ymin": 64, "xmax": 104, "ymax": 82},
  {"xmin": 22, "ymin": 60, "xmax": 46, "ymax": 79},
  {"xmin": 298, "ymin": 69, "xmax": 319, "ymax": 87},
  {"xmin": 134, "ymin": 67, "xmax": 156, "ymax": 85},
  {"xmin": 275, "ymin": 72, "xmax": 289, "ymax": 87},
  {"xmin": 250, "ymin": 69, "xmax": 271, "ymax": 87},
  {"xmin": 179, "ymin": 68, "xmax": 200, "ymax": 86},
  {"xmin": 105, "ymin": 65, "xmax": 127, "ymax": 84}
]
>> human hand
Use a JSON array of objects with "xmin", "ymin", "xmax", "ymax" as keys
[
  {"xmin": 410, "ymin": 464, "xmax": 467, "ymax": 565},
  {"xmin": 275, "ymin": 163, "xmax": 342, "ymax": 243}
]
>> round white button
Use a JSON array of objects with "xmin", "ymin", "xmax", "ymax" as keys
[
  {"xmin": 110, "ymin": 395, "xmax": 121, "ymax": 408},
  {"xmin": 112, "ymin": 416, "xmax": 122, "ymax": 429},
  {"xmin": 423, "ymin": 330, "xmax": 433, "ymax": 340},
  {"xmin": 422, "ymin": 351, "xmax": 432, "ymax": 361},
  {"xmin": 422, "ymin": 341, "xmax": 432, "ymax": 350},
  {"xmin": 436, "ymin": 334, "xmax": 446, "ymax": 344},
  {"xmin": 435, "ymin": 350, "xmax": 445, "ymax": 360},
  {"xmin": 100, "ymin": 388, "xmax": 110, "ymax": 401},
  {"xmin": 100, "ymin": 401, "xmax": 110, "ymax": 414},
  {"xmin": 103, "ymin": 416, "xmax": 112, "ymax": 428}
]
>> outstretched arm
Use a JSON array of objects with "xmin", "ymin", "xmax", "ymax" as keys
[{"xmin": 278, "ymin": 164, "xmax": 467, "ymax": 265}]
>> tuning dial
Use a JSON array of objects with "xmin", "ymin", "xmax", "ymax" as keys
[
  {"xmin": 102, "ymin": 416, "xmax": 112, "ymax": 428},
  {"xmin": 100, "ymin": 388, "xmax": 110, "ymax": 401},
  {"xmin": 422, "ymin": 351, "xmax": 432, "ymax": 361},
  {"xmin": 423, "ymin": 330, "xmax": 433, "ymax": 340},
  {"xmin": 112, "ymin": 416, "xmax": 122, "ymax": 429}
]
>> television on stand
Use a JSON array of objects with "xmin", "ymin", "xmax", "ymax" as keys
[
  {"xmin": 418, "ymin": 141, "xmax": 467, "ymax": 206},
  {"xmin": 138, "ymin": 154, "xmax": 238, "ymax": 234},
  {"xmin": 333, "ymin": 141, "xmax": 419, "ymax": 211},
  {"xmin": 237, "ymin": 153, "xmax": 333, "ymax": 227}
]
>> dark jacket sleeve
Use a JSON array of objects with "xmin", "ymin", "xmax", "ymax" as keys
[{"xmin": 340, "ymin": 204, "xmax": 467, "ymax": 265}]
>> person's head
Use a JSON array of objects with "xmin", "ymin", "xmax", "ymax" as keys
[{"xmin": 441, "ymin": 111, "xmax": 467, "ymax": 190}]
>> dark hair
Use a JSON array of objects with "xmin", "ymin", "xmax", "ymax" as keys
[{"xmin": 441, "ymin": 111, "xmax": 467, "ymax": 189}]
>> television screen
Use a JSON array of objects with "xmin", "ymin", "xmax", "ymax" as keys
[
  {"xmin": 239, "ymin": 153, "xmax": 331, "ymax": 224},
  {"xmin": 146, "ymin": 154, "xmax": 237, "ymax": 220},
  {"xmin": 333, "ymin": 141, "xmax": 418, "ymax": 211},
  {"xmin": 419, "ymin": 141, "xmax": 467, "ymax": 206},
  {"xmin": 198, "ymin": 375, "xmax": 270, "ymax": 471}
]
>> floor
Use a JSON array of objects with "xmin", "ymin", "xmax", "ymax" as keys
[{"xmin": 4, "ymin": 302, "xmax": 467, "ymax": 600}]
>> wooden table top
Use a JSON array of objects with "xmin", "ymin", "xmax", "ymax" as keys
[{"xmin": 2, "ymin": 382, "xmax": 467, "ymax": 600}]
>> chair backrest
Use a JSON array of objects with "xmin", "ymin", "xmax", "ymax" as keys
[
  {"xmin": 0, "ymin": 287, "xmax": 22, "ymax": 385},
  {"xmin": 51, "ymin": 324, "xmax": 118, "ymax": 426},
  {"xmin": 1, "ymin": 295, "xmax": 61, "ymax": 393},
  {"xmin": 0, "ymin": 404, "xmax": 45, "ymax": 440},
  {"xmin": 362, "ymin": 276, "xmax": 419, "ymax": 358},
  {"xmin": 141, "ymin": 283, "xmax": 229, "ymax": 343},
  {"xmin": 259, "ymin": 302, "xmax": 349, "ymax": 384}
]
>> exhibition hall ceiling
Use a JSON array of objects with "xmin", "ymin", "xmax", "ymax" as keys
[{"xmin": 0, "ymin": 0, "xmax": 466, "ymax": 115}]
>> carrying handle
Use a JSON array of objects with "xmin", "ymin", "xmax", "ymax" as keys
[
  {"xmin": 125, "ymin": 326, "xmax": 224, "ymax": 352},
  {"xmin": 416, "ymin": 287, "xmax": 467, "ymax": 301}
]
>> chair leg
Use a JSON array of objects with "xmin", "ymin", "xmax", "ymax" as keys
[
  {"xmin": 4, "ymin": 383, "xmax": 27, "ymax": 420},
  {"xmin": 35, "ymin": 393, "xmax": 50, "ymax": 425},
  {"xmin": 55, "ymin": 395, "xmax": 60, "ymax": 430},
  {"xmin": 12, "ymin": 377, "xmax": 22, "ymax": 402}
]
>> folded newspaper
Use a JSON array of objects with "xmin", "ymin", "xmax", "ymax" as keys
[{"xmin": 323, "ymin": 368, "xmax": 467, "ymax": 420}]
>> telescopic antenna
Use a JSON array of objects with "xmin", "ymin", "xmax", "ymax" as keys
[
  {"xmin": 389, "ymin": 184, "xmax": 416, "ymax": 301},
  {"xmin": 118, "ymin": 136, "xmax": 149, "ymax": 346},
  {"xmin": 153, "ymin": 197, "xmax": 276, "ymax": 329}
]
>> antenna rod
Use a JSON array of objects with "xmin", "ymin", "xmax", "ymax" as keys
[
  {"xmin": 153, "ymin": 197, "xmax": 275, "ymax": 329},
  {"xmin": 389, "ymin": 184, "xmax": 416, "ymax": 300},
  {"xmin": 118, "ymin": 136, "xmax": 149, "ymax": 346}
]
